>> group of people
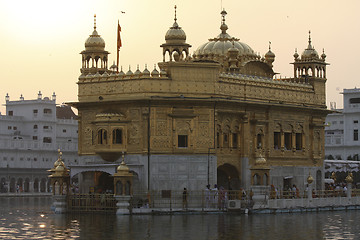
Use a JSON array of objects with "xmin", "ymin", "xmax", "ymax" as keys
[
  {"xmin": 182, "ymin": 184, "xmax": 231, "ymax": 210},
  {"xmin": 325, "ymin": 183, "xmax": 349, "ymax": 197},
  {"xmin": 270, "ymin": 184, "xmax": 301, "ymax": 199},
  {"xmin": 204, "ymin": 184, "xmax": 229, "ymax": 209}
]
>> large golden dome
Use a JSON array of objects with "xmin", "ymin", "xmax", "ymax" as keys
[{"xmin": 193, "ymin": 10, "xmax": 258, "ymax": 61}]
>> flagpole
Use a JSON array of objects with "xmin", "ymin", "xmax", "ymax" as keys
[{"xmin": 116, "ymin": 20, "xmax": 120, "ymax": 73}]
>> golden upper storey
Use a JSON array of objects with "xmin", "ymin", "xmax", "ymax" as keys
[{"xmin": 76, "ymin": 9, "xmax": 328, "ymax": 110}]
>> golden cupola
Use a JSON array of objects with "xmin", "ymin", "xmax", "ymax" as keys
[
  {"xmin": 80, "ymin": 14, "xmax": 109, "ymax": 75},
  {"xmin": 160, "ymin": 5, "xmax": 191, "ymax": 62}
]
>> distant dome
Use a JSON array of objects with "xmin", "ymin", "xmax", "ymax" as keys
[
  {"xmin": 85, "ymin": 29, "xmax": 105, "ymax": 50},
  {"xmin": 165, "ymin": 21, "xmax": 186, "ymax": 42},
  {"xmin": 265, "ymin": 49, "xmax": 275, "ymax": 58},
  {"xmin": 301, "ymin": 32, "xmax": 319, "ymax": 60},
  {"xmin": 301, "ymin": 47, "xmax": 318, "ymax": 60}
]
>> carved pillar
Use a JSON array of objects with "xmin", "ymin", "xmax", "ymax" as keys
[
  {"xmin": 292, "ymin": 131, "xmax": 296, "ymax": 152},
  {"xmin": 280, "ymin": 131, "xmax": 285, "ymax": 151}
]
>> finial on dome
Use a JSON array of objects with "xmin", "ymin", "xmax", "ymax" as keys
[
  {"xmin": 293, "ymin": 48, "xmax": 299, "ymax": 59},
  {"xmin": 94, "ymin": 14, "xmax": 97, "ymax": 30},
  {"xmin": 308, "ymin": 30, "xmax": 312, "ymax": 48},
  {"xmin": 220, "ymin": 9, "xmax": 228, "ymax": 34},
  {"xmin": 221, "ymin": 8, "xmax": 227, "ymax": 24},
  {"xmin": 174, "ymin": 5, "xmax": 177, "ymax": 22},
  {"xmin": 321, "ymin": 48, "xmax": 327, "ymax": 60},
  {"xmin": 269, "ymin": 41, "xmax": 271, "ymax": 51}
]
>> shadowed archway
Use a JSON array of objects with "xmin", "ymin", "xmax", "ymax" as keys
[{"xmin": 217, "ymin": 163, "xmax": 240, "ymax": 190}]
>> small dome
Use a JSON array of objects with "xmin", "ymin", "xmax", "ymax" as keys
[
  {"xmin": 85, "ymin": 29, "xmax": 106, "ymax": 50},
  {"xmin": 110, "ymin": 62, "xmax": 117, "ymax": 71},
  {"xmin": 165, "ymin": 6, "xmax": 186, "ymax": 42},
  {"xmin": 86, "ymin": 73, "xmax": 93, "ymax": 79},
  {"xmin": 118, "ymin": 66, "xmax": 125, "ymax": 76},
  {"xmin": 126, "ymin": 67, "xmax": 133, "ymax": 76},
  {"xmin": 293, "ymin": 49, "xmax": 299, "ymax": 59},
  {"xmin": 255, "ymin": 154, "xmax": 267, "ymax": 165},
  {"xmin": 265, "ymin": 50, "xmax": 275, "ymax": 58},
  {"xmin": 143, "ymin": 65, "xmax": 150, "ymax": 76},
  {"xmin": 165, "ymin": 22, "xmax": 186, "ymax": 42},
  {"xmin": 321, "ymin": 49, "xmax": 326, "ymax": 60},
  {"xmin": 301, "ymin": 32, "xmax": 319, "ymax": 60},
  {"xmin": 346, "ymin": 172, "xmax": 353, "ymax": 183},
  {"xmin": 151, "ymin": 66, "xmax": 159, "ymax": 77},
  {"xmin": 117, "ymin": 160, "xmax": 130, "ymax": 173},
  {"xmin": 134, "ymin": 65, "xmax": 141, "ymax": 75},
  {"xmin": 301, "ymin": 48, "xmax": 319, "ymax": 60},
  {"xmin": 79, "ymin": 73, "xmax": 86, "ymax": 80},
  {"xmin": 55, "ymin": 163, "xmax": 65, "ymax": 172},
  {"xmin": 85, "ymin": 15, "xmax": 105, "ymax": 50}
]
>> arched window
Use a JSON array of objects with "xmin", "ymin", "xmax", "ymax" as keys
[
  {"xmin": 257, "ymin": 134, "xmax": 262, "ymax": 149},
  {"xmin": 253, "ymin": 174, "xmax": 260, "ymax": 185},
  {"xmin": 284, "ymin": 132, "xmax": 292, "ymax": 150},
  {"xmin": 296, "ymin": 133, "xmax": 303, "ymax": 150},
  {"xmin": 33, "ymin": 125, "xmax": 38, "ymax": 129},
  {"xmin": 112, "ymin": 129, "xmax": 123, "ymax": 144},
  {"xmin": 125, "ymin": 181, "xmax": 131, "ymax": 195},
  {"xmin": 263, "ymin": 174, "xmax": 268, "ymax": 185},
  {"xmin": 116, "ymin": 181, "xmax": 123, "ymax": 195},
  {"xmin": 98, "ymin": 129, "xmax": 107, "ymax": 144}
]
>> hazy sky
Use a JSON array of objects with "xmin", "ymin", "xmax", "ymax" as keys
[{"xmin": 0, "ymin": 0, "xmax": 359, "ymax": 113}]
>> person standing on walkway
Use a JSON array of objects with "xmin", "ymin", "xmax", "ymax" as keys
[
  {"xmin": 182, "ymin": 188, "xmax": 188, "ymax": 210},
  {"xmin": 205, "ymin": 185, "xmax": 211, "ymax": 208},
  {"xmin": 212, "ymin": 184, "xmax": 218, "ymax": 208}
]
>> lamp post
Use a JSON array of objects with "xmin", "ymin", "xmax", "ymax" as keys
[
  {"xmin": 345, "ymin": 172, "xmax": 353, "ymax": 199},
  {"xmin": 113, "ymin": 152, "xmax": 133, "ymax": 214}
]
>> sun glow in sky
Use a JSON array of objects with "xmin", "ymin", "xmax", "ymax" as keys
[{"xmin": 0, "ymin": 0, "xmax": 359, "ymax": 113}]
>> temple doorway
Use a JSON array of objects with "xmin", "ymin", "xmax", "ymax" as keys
[
  {"xmin": 73, "ymin": 171, "xmax": 114, "ymax": 194},
  {"xmin": 217, "ymin": 164, "xmax": 240, "ymax": 190}
]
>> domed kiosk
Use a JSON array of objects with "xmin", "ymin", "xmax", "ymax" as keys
[
  {"xmin": 80, "ymin": 15, "xmax": 109, "ymax": 75},
  {"xmin": 160, "ymin": 6, "xmax": 191, "ymax": 62}
]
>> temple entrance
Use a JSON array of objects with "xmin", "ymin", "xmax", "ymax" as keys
[
  {"xmin": 73, "ymin": 171, "xmax": 114, "ymax": 194},
  {"xmin": 97, "ymin": 172, "xmax": 114, "ymax": 193},
  {"xmin": 217, "ymin": 164, "xmax": 240, "ymax": 190}
]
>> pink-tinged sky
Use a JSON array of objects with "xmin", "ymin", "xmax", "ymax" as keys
[{"xmin": 0, "ymin": 0, "xmax": 359, "ymax": 113}]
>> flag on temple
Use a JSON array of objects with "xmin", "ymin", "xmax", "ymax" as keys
[
  {"xmin": 117, "ymin": 21, "xmax": 122, "ymax": 49},
  {"xmin": 117, "ymin": 20, "xmax": 122, "ymax": 72}
]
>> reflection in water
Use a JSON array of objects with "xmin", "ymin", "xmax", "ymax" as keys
[{"xmin": 1, "ymin": 197, "xmax": 360, "ymax": 239}]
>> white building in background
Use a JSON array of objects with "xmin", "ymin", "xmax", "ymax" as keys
[
  {"xmin": 0, "ymin": 92, "xmax": 93, "ymax": 193},
  {"xmin": 324, "ymin": 88, "xmax": 360, "ymax": 182}
]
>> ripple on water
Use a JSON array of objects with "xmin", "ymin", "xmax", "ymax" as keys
[{"xmin": 2, "ymin": 197, "xmax": 360, "ymax": 239}]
